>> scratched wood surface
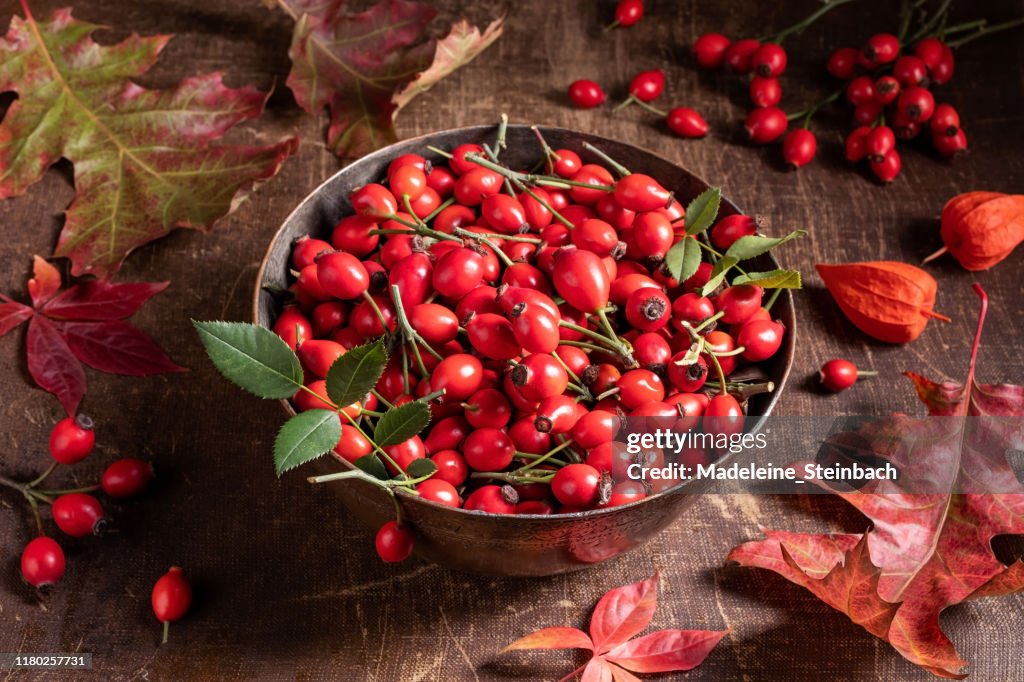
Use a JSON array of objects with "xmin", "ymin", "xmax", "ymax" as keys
[{"xmin": 1, "ymin": 0, "xmax": 1022, "ymax": 680}]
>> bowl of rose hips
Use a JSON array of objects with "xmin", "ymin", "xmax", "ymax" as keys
[{"xmin": 252, "ymin": 123, "xmax": 796, "ymax": 576}]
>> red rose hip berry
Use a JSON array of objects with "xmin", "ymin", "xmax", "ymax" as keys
[{"xmin": 49, "ymin": 415, "xmax": 95, "ymax": 464}]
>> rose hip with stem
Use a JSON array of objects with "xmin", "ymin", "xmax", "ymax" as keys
[
  {"xmin": 152, "ymin": 566, "xmax": 192, "ymax": 644},
  {"xmin": 819, "ymin": 359, "xmax": 877, "ymax": 392}
]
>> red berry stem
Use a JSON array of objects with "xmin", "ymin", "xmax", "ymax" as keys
[
  {"xmin": 0, "ymin": 475, "xmax": 54, "ymax": 505},
  {"xmin": 35, "ymin": 484, "xmax": 102, "ymax": 496},
  {"xmin": 508, "ymin": 438, "xmax": 577, "ymax": 474},
  {"xmin": 425, "ymin": 145, "xmax": 454, "ymax": 159},
  {"xmin": 702, "ymin": 380, "xmax": 776, "ymax": 399},
  {"xmin": 763, "ymin": 287, "xmax": 784, "ymax": 311},
  {"xmin": 530, "ymin": 126, "xmax": 558, "ymax": 163},
  {"xmin": 946, "ymin": 17, "xmax": 1024, "ymax": 48},
  {"xmin": 765, "ymin": 0, "xmax": 855, "ymax": 43},
  {"xmin": 389, "ymin": 284, "xmax": 438, "ymax": 374},
  {"xmin": 908, "ymin": 0, "xmax": 954, "ymax": 44},
  {"xmin": 786, "ymin": 87, "xmax": 844, "ymax": 125},
  {"xmin": 464, "ymin": 153, "xmax": 616, "ymax": 192},
  {"xmin": 26, "ymin": 462, "xmax": 58, "ymax": 488},
  {"xmin": 581, "ymin": 141, "xmax": 631, "ymax": 177},
  {"xmin": 692, "ymin": 310, "xmax": 725, "ymax": 333},
  {"xmin": 624, "ymin": 98, "xmax": 668, "ymax": 117}
]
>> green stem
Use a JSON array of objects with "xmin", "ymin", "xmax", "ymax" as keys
[
  {"xmin": 514, "ymin": 180, "xmax": 573, "ymax": 228},
  {"xmin": 389, "ymin": 284, "xmax": 434, "ymax": 374},
  {"xmin": 940, "ymin": 18, "xmax": 987, "ymax": 37},
  {"xmin": 36, "ymin": 483, "xmax": 102, "ymax": 496},
  {"xmin": 0, "ymin": 475, "xmax": 53, "ymax": 504},
  {"xmin": 909, "ymin": 0, "xmax": 953, "ymax": 43},
  {"xmin": 27, "ymin": 462, "xmax": 57, "ymax": 489},
  {"xmin": 371, "ymin": 389, "xmax": 395, "ymax": 410},
  {"xmin": 764, "ymin": 288, "xmax": 784, "ymax": 311},
  {"xmin": 517, "ymin": 439, "xmax": 577, "ymax": 473},
  {"xmin": 559, "ymin": 338, "xmax": 615, "ymax": 354},
  {"xmin": 422, "ymin": 197, "xmax": 455, "ymax": 224},
  {"xmin": 680, "ymin": 322, "xmax": 728, "ymax": 394},
  {"xmin": 693, "ymin": 310, "xmax": 725, "ymax": 333},
  {"xmin": 530, "ymin": 126, "xmax": 559, "ymax": 165},
  {"xmin": 787, "ymin": 87, "xmax": 844, "ymax": 123},
  {"xmin": 550, "ymin": 349, "xmax": 582, "ymax": 385},
  {"xmin": 162, "ymin": 621, "xmax": 170, "ymax": 645},
  {"xmin": 464, "ymin": 154, "xmax": 614, "ymax": 192},
  {"xmin": 453, "ymin": 229, "xmax": 515, "ymax": 267},
  {"xmin": 947, "ymin": 17, "xmax": 1024, "ymax": 48},
  {"xmin": 383, "ymin": 213, "xmax": 420, "ymax": 230},
  {"xmin": 27, "ymin": 494, "xmax": 44, "ymax": 535},
  {"xmin": 515, "ymin": 452, "xmax": 570, "ymax": 467},
  {"xmin": 495, "ymin": 113, "xmax": 509, "ymax": 154},
  {"xmin": 360, "ymin": 290, "xmax": 390, "ymax": 332},
  {"xmin": 581, "ymin": 141, "xmax": 631, "ymax": 177},
  {"xmin": 630, "ymin": 99, "xmax": 667, "ymax": 117},
  {"xmin": 426, "ymin": 145, "xmax": 453, "ymax": 159},
  {"xmin": 770, "ymin": 0, "xmax": 856, "ymax": 43},
  {"xmin": 559, "ymin": 320, "xmax": 619, "ymax": 349}
]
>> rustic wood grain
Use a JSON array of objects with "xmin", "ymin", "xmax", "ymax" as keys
[{"xmin": 1, "ymin": 0, "xmax": 1022, "ymax": 680}]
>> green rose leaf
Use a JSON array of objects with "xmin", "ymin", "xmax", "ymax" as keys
[
  {"xmin": 193, "ymin": 321, "xmax": 302, "ymax": 399},
  {"xmin": 698, "ymin": 256, "xmax": 739, "ymax": 297},
  {"xmin": 684, "ymin": 187, "xmax": 721, "ymax": 236},
  {"xmin": 405, "ymin": 458, "xmax": 438, "ymax": 479},
  {"xmin": 732, "ymin": 269, "xmax": 803, "ymax": 289},
  {"xmin": 724, "ymin": 230, "xmax": 806, "ymax": 262},
  {"xmin": 273, "ymin": 409, "xmax": 341, "ymax": 476},
  {"xmin": 374, "ymin": 401, "xmax": 431, "ymax": 448},
  {"xmin": 326, "ymin": 338, "xmax": 388, "ymax": 408},
  {"xmin": 664, "ymin": 235, "xmax": 702, "ymax": 284},
  {"xmin": 354, "ymin": 454, "xmax": 389, "ymax": 481}
]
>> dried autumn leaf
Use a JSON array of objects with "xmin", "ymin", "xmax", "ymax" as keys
[
  {"xmin": 0, "ymin": 257, "xmax": 184, "ymax": 414},
  {"xmin": 816, "ymin": 261, "xmax": 950, "ymax": 343},
  {"xmin": 729, "ymin": 285, "xmax": 1024, "ymax": 678},
  {"xmin": 502, "ymin": 571, "xmax": 726, "ymax": 679},
  {"xmin": 392, "ymin": 17, "xmax": 505, "ymax": 112},
  {"xmin": 271, "ymin": 0, "xmax": 503, "ymax": 158},
  {"xmin": 0, "ymin": 4, "xmax": 299, "ymax": 278}
]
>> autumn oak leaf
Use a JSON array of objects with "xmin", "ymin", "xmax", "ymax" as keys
[
  {"xmin": 503, "ymin": 572, "xmax": 727, "ymax": 680},
  {"xmin": 270, "ymin": 0, "xmax": 503, "ymax": 158},
  {"xmin": 729, "ymin": 285, "xmax": 1024, "ymax": 679},
  {"xmin": 0, "ymin": 257, "xmax": 185, "ymax": 415},
  {"xmin": 0, "ymin": 3, "xmax": 299, "ymax": 278}
]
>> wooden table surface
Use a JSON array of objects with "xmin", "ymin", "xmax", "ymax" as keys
[{"xmin": 1, "ymin": 0, "xmax": 1023, "ymax": 680}]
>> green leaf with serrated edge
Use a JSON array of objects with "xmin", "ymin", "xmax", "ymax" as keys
[
  {"xmin": 732, "ymin": 269, "xmax": 803, "ymax": 289},
  {"xmin": 406, "ymin": 458, "xmax": 437, "ymax": 479},
  {"xmin": 684, "ymin": 187, "xmax": 721, "ymax": 236},
  {"xmin": 698, "ymin": 257, "xmax": 738, "ymax": 297},
  {"xmin": 374, "ymin": 401, "xmax": 431, "ymax": 448},
  {"xmin": 273, "ymin": 409, "xmax": 341, "ymax": 476},
  {"xmin": 354, "ymin": 454, "xmax": 389, "ymax": 481},
  {"xmin": 193, "ymin": 321, "xmax": 302, "ymax": 399},
  {"xmin": 724, "ymin": 230, "xmax": 806, "ymax": 262},
  {"xmin": 664, "ymin": 236, "xmax": 702, "ymax": 283},
  {"xmin": 326, "ymin": 338, "xmax": 388, "ymax": 408}
]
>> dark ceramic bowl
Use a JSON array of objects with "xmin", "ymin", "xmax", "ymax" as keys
[{"xmin": 253, "ymin": 125, "xmax": 795, "ymax": 576}]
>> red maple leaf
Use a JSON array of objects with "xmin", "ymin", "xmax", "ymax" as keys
[
  {"xmin": 0, "ymin": 257, "xmax": 185, "ymax": 415},
  {"xmin": 728, "ymin": 284, "xmax": 1024, "ymax": 678},
  {"xmin": 502, "ymin": 571, "xmax": 728, "ymax": 681},
  {"xmin": 0, "ymin": 3, "xmax": 299, "ymax": 278}
]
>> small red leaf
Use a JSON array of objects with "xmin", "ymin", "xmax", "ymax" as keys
[
  {"xmin": 607, "ymin": 663, "xmax": 643, "ymax": 682},
  {"xmin": 605, "ymin": 629, "xmax": 730, "ymax": 673},
  {"xmin": 26, "ymin": 315, "xmax": 86, "ymax": 416},
  {"xmin": 581, "ymin": 658, "xmax": 613, "ymax": 682},
  {"xmin": 589, "ymin": 571, "xmax": 659, "ymax": 653},
  {"xmin": 62, "ymin": 320, "xmax": 186, "ymax": 376},
  {"xmin": 42, "ymin": 280, "xmax": 170, "ymax": 320},
  {"xmin": 0, "ymin": 300, "xmax": 33, "ymax": 336},
  {"xmin": 502, "ymin": 627, "xmax": 593, "ymax": 653},
  {"xmin": 28, "ymin": 255, "xmax": 61, "ymax": 307}
]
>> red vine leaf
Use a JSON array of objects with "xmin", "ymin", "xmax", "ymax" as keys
[
  {"xmin": 272, "ymin": 0, "xmax": 502, "ymax": 158},
  {"xmin": 42, "ymin": 281, "xmax": 169, "ymax": 320},
  {"xmin": 605, "ymin": 629, "xmax": 732, "ymax": 673},
  {"xmin": 729, "ymin": 285, "xmax": 1024, "ymax": 678},
  {"xmin": 589, "ymin": 571, "xmax": 659, "ymax": 653},
  {"xmin": 28, "ymin": 256, "xmax": 61, "ymax": 306},
  {"xmin": 62, "ymin": 320, "xmax": 185, "ymax": 376},
  {"xmin": 0, "ymin": 258, "xmax": 183, "ymax": 414},
  {"xmin": 502, "ymin": 572, "xmax": 726, "ymax": 679},
  {"xmin": 0, "ymin": 4, "xmax": 299, "ymax": 278},
  {"xmin": 0, "ymin": 299, "xmax": 33, "ymax": 336},
  {"xmin": 26, "ymin": 315, "xmax": 86, "ymax": 416}
]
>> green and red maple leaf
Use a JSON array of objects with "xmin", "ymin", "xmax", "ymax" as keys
[
  {"xmin": 729, "ymin": 285, "xmax": 1024, "ymax": 679},
  {"xmin": 503, "ymin": 571, "xmax": 728, "ymax": 680},
  {"xmin": 268, "ymin": 0, "xmax": 503, "ymax": 158},
  {"xmin": 0, "ymin": 257, "xmax": 184, "ymax": 415},
  {"xmin": 0, "ymin": 2, "xmax": 299, "ymax": 278}
]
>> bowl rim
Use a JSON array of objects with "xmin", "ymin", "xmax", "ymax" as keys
[{"xmin": 252, "ymin": 123, "xmax": 796, "ymax": 520}]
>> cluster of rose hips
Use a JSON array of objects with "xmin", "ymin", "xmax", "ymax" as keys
[
  {"xmin": 275, "ymin": 131, "xmax": 790, "ymax": 561},
  {"xmin": 568, "ymin": 70, "xmax": 708, "ymax": 139},
  {"xmin": 829, "ymin": 34, "xmax": 967, "ymax": 181},
  {"xmin": 691, "ymin": 32, "xmax": 803, "ymax": 154},
  {"xmin": 3, "ymin": 415, "xmax": 154, "ymax": 588}
]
